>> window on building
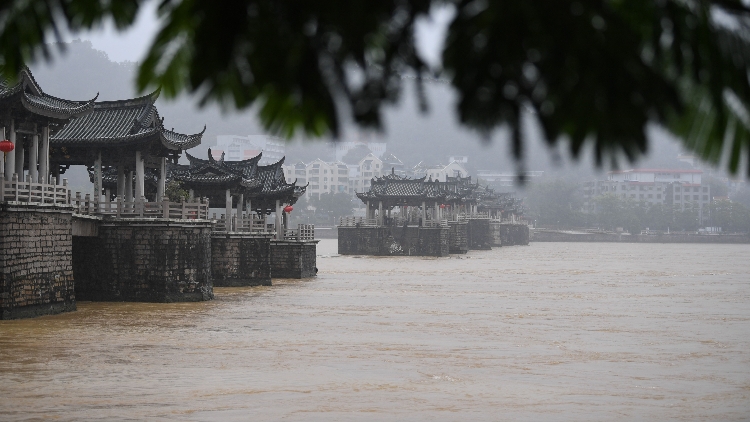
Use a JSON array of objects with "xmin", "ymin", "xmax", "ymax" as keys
[
  {"xmin": 640, "ymin": 194, "xmax": 644, "ymax": 198},
  {"xmin": 657, "ymin": 194, "xmax": 661, "ymax": 199},
  {"xmin": 311, "ymin": 185, "xmax": 319, "ymax": 190},
  {"xmin": 631, "ymin": 194, "xmax": 635, "ymax": 198},
  {"xmin": 703, "ymin": 195, "xmax": 708, "ymax": 200},
  {"xmin": 648, "ymin": 194, "xmax": 653, "ymax": 198},
  {"xmin": 675, "ymin": 195, "xmax": 680, "ymax": 200},
  {"xmin": 693, "ymin": 187, "xmax": 699, "ymax": 192},
  {"xmin": 324, "ymin": 177, "xmax": 328, "ymax": 181},
  {"xmin": 703, "ymin": 187, "xmax": 708, "ymax": 192},
  {"xmin": 694, "ymin": 195, "xmax": 699, "ymax": 200}
]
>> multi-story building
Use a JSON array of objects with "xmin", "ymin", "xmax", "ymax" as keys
[
  {"xmin": 350, "ymin": 153, "xmax": 384, "ymax": 193},
  {"xmin": 583, "ymin": 168, "xmax": 711, "ymax": 222},
  {"xmin": 212, "ymin": 135, "xmax": 285, "ymax": 165},
  {"xmin": 381, "ymin": 153, "xmax": 406, "ymax": 177},
  {"xmin": 476, "ymin": 170, "xmax": 544, "ymax": 187},
  {"xmin": 282, "ymin": 159, "xmax": 350, "ymax": 199},
  {"xmin": 411, "ymin": 160, "xmax": 470, "ymax": 182}
]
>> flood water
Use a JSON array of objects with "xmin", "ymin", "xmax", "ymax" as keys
[{"xmin": 1, "ymin": 240, "xmax": 749, "ymax": 421}]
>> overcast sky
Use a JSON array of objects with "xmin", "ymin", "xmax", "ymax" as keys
[{"xmin": 72, "ymin": 2, "xmax": 454, "ymax": 66}]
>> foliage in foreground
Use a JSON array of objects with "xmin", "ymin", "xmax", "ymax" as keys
[{"xmin": 1, "ymin": 1, "xmax": 750, "ymax": 175}]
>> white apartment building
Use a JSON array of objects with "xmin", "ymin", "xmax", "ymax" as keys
[
  {"xmin": 583, "ymin": 168, "xmax": 711, "ymax": 221},
  {"xmin": 212, "ymin": 135, "xmax": 285, "ymax": 165},
  {"xmin": 282, "ymin": 159, "xmax": 350, "ymax": 199},
  {"xmin": 350, "ymin": 153, "xmax": 384, "ymax": 193},
  {"xmin": 411, "ymin": 161, "xmax": 469, "ymax": 182},
  {"xmin": 476, "ymin": 170, "xmax": 544, "ymax": 186}
]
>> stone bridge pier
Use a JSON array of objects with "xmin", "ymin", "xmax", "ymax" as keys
[
  {"xmin": 0, "ymin": 203, "xmax": 76, "ymax": 319},
  {"xmin": 73, "ymin": 219, "xmax": 213, "ymax": 302}
]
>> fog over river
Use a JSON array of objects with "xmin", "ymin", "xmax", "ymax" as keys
[{"xmin": 1, "ymin": 241, "xmax": 749, "ymax": 421}]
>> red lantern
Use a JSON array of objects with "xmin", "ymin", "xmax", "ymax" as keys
[
  {"xmin": 439, "ymin": 204, "xmax": 446, "ymax": 209},
  {"xmin": 283, "ymin": 205, "xmax": 293, "ymax": 213},
  {"xmin": 0, "ymin": 140, "xmax": 14, "ymax": 154}
]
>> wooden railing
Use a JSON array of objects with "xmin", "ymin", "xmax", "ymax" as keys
[
  {"xmin": 212, "ymin": 214, "xmax": 273, "ymax": 233},
  {"xmin": 0, "ymin": 174, "xmax": 70, "ymax": 205},
  {"xmin": 284, "ymin": 224, "xmax": 315, "ymax": 241},
  {"xmin": 71, "ymin": 194, "xmax": 210, "ymax": 219},
  {"xmin": 339, "ymin": 215, "xmax": 448, "ymax": 228},
  {"xmin": 339, "ymin": 216, "xmax": 378, "ymax": 227},
  {"xmin": 212, "ymin": 216, "xmax": 314, "ymax": 240}
]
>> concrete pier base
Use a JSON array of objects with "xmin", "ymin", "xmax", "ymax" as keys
[
  {"xmin": 499, "ymin": 223, "xmax": 530, "ymax": 246},
  {"xmin": 338, "ymin": 226, "xmax": 449, "ymax": 257},
  {"xmin": 73, "ymin": 219, "xmax": 213, "ymax": 302},
  {"xmin": 0, "ymin": 204, "xmax": 76, "ymax": 319},
  {"xmin": 467, "ymin": 219, "xmax": 492, "ymax": 250},
  {"xmin": 212, "ymin": 233, "xmax": 272, "ymax": 286},
  {"xmin": 448, "ymin": 221, "xmax": 468, "ymax": 254},
  {"xmin": 270, "ymin": 240, "xmax": 318, "ymax": 279}
]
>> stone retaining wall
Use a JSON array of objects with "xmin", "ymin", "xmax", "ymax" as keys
[
  {"xmin": 270, "ymin": 240, "xmax": 318, "ymax": 278},
  {"xmin": 448, "ymin": 221, "xmax": 468, "ymax": 254},
  {"xmin": 73, "ymin": 219, "xmax": 213, "ymax": 302},
  {"xmin": 490, "ymin": 223, "xmax": 530, "ymax": 246},
  {"xmin": 212, "ymin": 234, "xmax": 272, "ymax": 286},
  {"xmin": 0, "ymin": 204, "xmax": 76, "ymax": 319},
  {"xmin": 467, "ymin": 219, "xmax": 492, "ymax": 250},
  {"xmin": 338, "ymin": 226, "xmax": 449, "ymax": 257}
]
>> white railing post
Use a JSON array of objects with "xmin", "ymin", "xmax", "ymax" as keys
[
  {"xmin": 0, "ymin": 175, "xmax": 4, "ymax": 202},
  {"xmin": 12, "ymin": 173, "xmax": 18, "ymax": 202},
  {"xmin": 163, "ymin": 199, "xmax": 170, "ymax": 219},
  {"xmin": 63, "ymin": 179, "xmax": 69, "ymax": 205}
]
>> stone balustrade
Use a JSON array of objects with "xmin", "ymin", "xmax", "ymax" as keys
[{"xmin": 0, "ymin": 174, "xmax": 70, "ymax": 206}]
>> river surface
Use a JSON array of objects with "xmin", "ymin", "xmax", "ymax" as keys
[{"xmin": 1, "ymin": 241, "xmax": 749, "ymax": 421}]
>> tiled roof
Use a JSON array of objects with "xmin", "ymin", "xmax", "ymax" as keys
[
  {"xmin": 51, "ymin": 90, "xmax": 203, "ymax": 150},
  {"xmin": 170, "ymin": 152, "xmax": 305, "ymax": 199},
  {"xmin": 0, "ymin": 67, "xmax": 96, "ymax": 119},
  {"xmin": 356, "ymin": 173, "xmax": 477, "ymax": 204}
]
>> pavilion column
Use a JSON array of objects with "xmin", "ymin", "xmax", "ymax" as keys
[
  {"xmin": 39, "ymin": 126, "xmax": 49, "ymax": 184},
  {"xmin": 188, "ymin": 189, "xmax": 194, "ymax": 201},
  {"xmin": 275, "ymin": 199, "xmax": 282, "ymax": 239},
  {"xmin": 5, "ymin": 120, "xmax": 16, "ymax": 179},
  {"xmin": 421, "ymin": 201, "xmax": 426, "ymax": 227},
  {"xmin": 29, "ymin": 130, "xmax": 39, "ymax": 183},
  {"xmin": 157, "ymin": 157, "xmax": 166, "ymax": 201},
  {"xmin": 366, "ymin": 201, "xmax": 370, "ymax": 220},
  {"xmin": 225, "ymin": 189, "xmax": 232, "ymax": 232},
  {"xmin": 135, "ymin": 150, "xmax": 144, "ymax": 201},
  {"xmin": 236, "ymin": 193, "xmax": 244, "ymax": 231},
  {"xmin": 94, "ymin": 150, "xmax": 102, "ymax": 201},
  {"xmin": 15, "ymin": 134, "xmax": 24, "ymax": 180},
  {"xmin": 125, "ymin": 170, "xmax": 134, "ymax": 202},
  {"xmin": 378, "ymin": 201, "xmax": 383, "ymax": 226},
  {"xmin": 435, "ymin": 201, "xmax": 439, "ymax": 220},
  {"xmin": 116, "ymin": 165, "xmax": 125, "ymax": 198}
]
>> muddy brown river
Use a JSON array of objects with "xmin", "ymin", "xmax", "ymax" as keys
[{"xmin": 1, "ymin": 240, "xmax": 749, "ymax": 421}]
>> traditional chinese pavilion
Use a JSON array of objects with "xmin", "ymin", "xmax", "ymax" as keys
[
  {"xmin": 52, "ymin": 89, "xmax": 204, "ymax": 201},
  {"xmin": 355, "ymin": 171, "xmax": 479, "ymax": 225},
  {"xmin": 167, "ymin": 150, "xmax": 306, "ymax": 233},
  {"xmin": 0, "ymin": 67, "xmax": 97, "ymax": 183}
]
